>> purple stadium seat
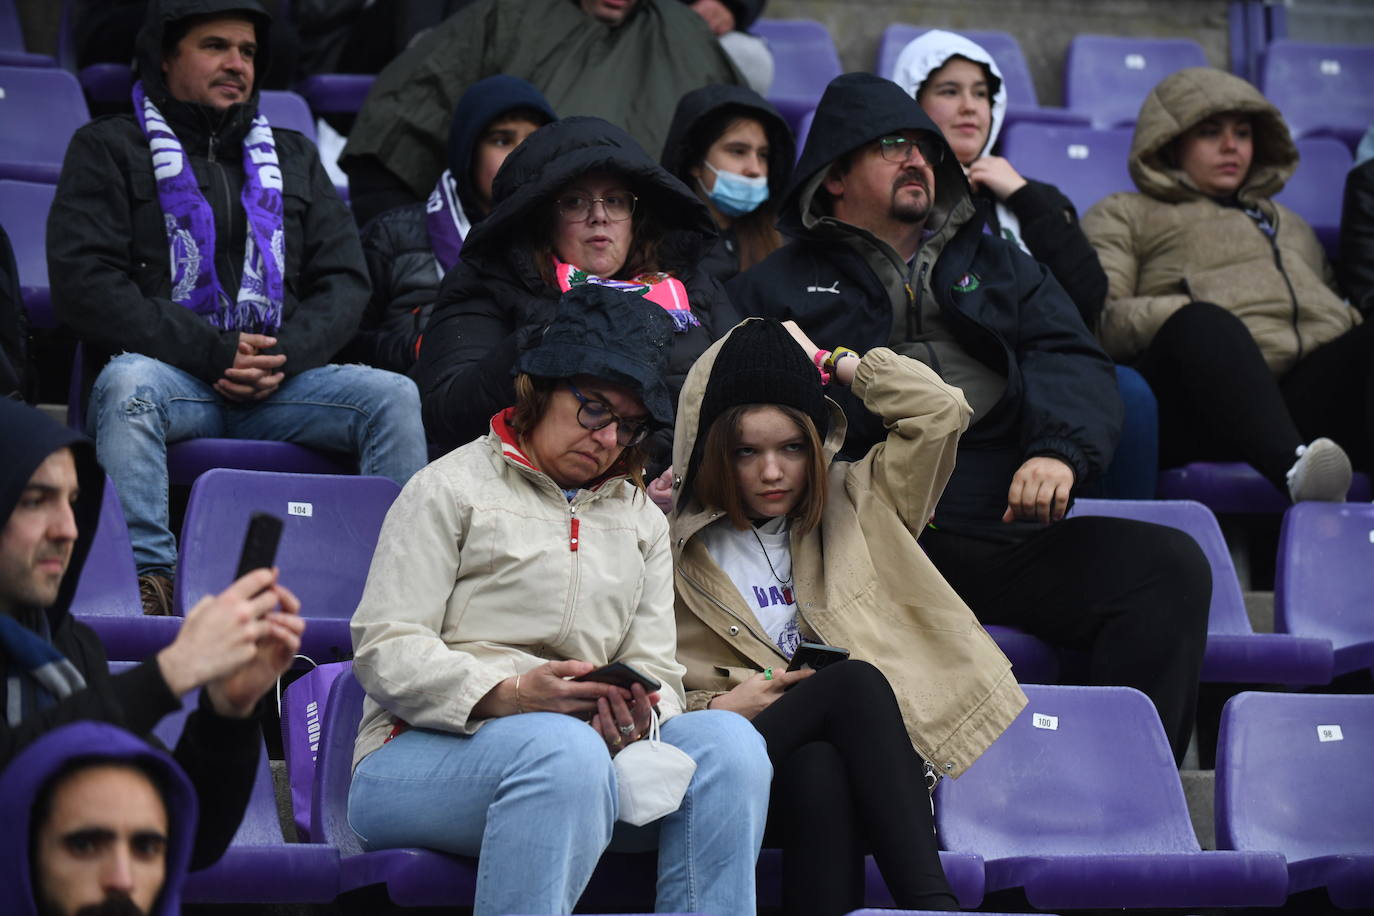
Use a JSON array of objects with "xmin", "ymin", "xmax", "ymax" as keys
[
  {"xmin": 1217, "ymin": 691, "xmax": 1374, "ymax": 907},
  {"xmin": 935, "ymin": 684, "xmax": 1289, "ymax": 909},
  {"xmin": 1069, "ymin": 498, "xmax": 1333, "ymax": 685},
  {"xmin": 1275, "ymin": 502, "xmax": 1374, "ymax": 678},
  {"xmin": 78, "ymin": 62, "xmax": 134, "ymax": 107},
  {"xmin": 1261, "ymin": 40, "xmax": 1374, "ymax": 152},
  {"xmin": 875, "ymin": 24, "xmax": 1089, "ymax": 132},
  {"xmin": 750, "ymin": 18, "xmax": 842, "ymax": 137},
  {"xmin": 259, "ymin": 89, "xmax": 318, "ymax": 144},
  {"xmin": 71, "ymin": 476, "xmax": 182, "ymax": 660},
  {"xmin": 1157, "ymin": 462, "xmax": 1372, "ymax": 515},
  {"xmin": 174, "ymin": 469, "xmax": 399, "ymax": 663},
  {"xmin": 982, "ymin": 624, "xmax": 1062, "ymax": 685},
  {"xmin": 0, "ymin": 65, "xmax": 89, "ymax": 182},
  {"xmin": 1063, "ymin": 34, "xmax": 1209, "ymax": 129},
  {"xmin": 105, "ymin": 661, "xmax": 342, "ymax": 903},
  {"xmin": 0, "ymin": 0, "xmax": 55, "ymax": 66},
  {"xmin": 1275, "ymin": 136, "xmax": 1354, "ymax": 262},
  {"xmin": 997, "ymin": 123, "xmax": 1135, "ymax": 216},
  {"xmin": 295, "ymin": 73, "xmax": 376, "ymax": 115},
  {"xmin": 0, "ymin": 178, "xmax": 57, "ymax": 328}
]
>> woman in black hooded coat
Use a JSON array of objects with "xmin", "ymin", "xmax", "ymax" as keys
[{"xmin": 414, "ymin": 116, "xmax": 739, "ymax": 461}]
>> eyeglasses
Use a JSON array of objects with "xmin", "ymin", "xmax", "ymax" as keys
[
  {"xmin": 565, "ymin": 382, "xmax": 652, "ymax": 447},
  {"xmin": 877, "ymin": 134, "xmax": 945, "ymax": 166},
  {"xmin": 554, "ymin": 192, "xmax": 638, "ymax": 222}
]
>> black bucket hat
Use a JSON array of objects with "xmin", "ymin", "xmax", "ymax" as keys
[{"xmin": 515, "ymin": 285, "xmax": 677, "ymax": 428}]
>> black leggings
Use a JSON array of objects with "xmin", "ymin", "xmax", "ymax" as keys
[
  {"xmin": 750, "ymin": 660, "xmax": 958, "ymax": 916},
  {"xmin": 922, "ymin": 516, "xmax": 1211, "ymax": 764},
  {"xmin": 1136, "ymin": 301, "xmax": 1374, "ymax": 490}
]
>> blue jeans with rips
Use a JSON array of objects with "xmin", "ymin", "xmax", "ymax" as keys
[
  {"xmin": 347, "ymin": 709, "xmax": 771, "ymax": 916},
  {"xmin": 88, "ymin": 353, "xmax": 428, "ymax": 576}
]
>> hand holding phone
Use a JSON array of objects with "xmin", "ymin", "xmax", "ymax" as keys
[
  {"xmin": 786, "ymin": 642, "xmax": 850, "ymax": 673},
  {"xmin": 235, "ymin": 512, "xmax": 283, "ymax": 594},
  {"xmin": 572, "ymin": 661, "xmax": 662, "ymax": 692}
]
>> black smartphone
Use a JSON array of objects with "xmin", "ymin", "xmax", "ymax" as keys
[
  {"xmin": 573, "ymin": 661, "xmax": 662, "ymax": 692},
  {"xmin": 235, "ymin": 512, "xmax": 284, "ymax": 580},
  {"xmin": 786, "ymin": 642, "xmax": 850, "ymax": 672}
]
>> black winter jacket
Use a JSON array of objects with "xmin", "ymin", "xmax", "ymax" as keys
[
  {"xmin": 728, "ymin": 73, "xmax": 1120, "ymax": 539},
  {"xmin": 983, "ymin": 179, "xmax": 1109, "ymax": 330},
  {"xmin": 337, "ymin": 203, "xmax": 435, "ymax": 372},
  {"xmin": 414, "ymin": 116, "xmax": 739, "ymax": 459},
  {"xmin": 48, "ymin": 0, "xmax": 368, "ymax": 398},
  {"xmin": 1340, "ymin": 158, "xmax": 1374, "ymax": 317},
  {"xmin": 0, "ymin": 398, "xmax": 258, "ymax": 870}
]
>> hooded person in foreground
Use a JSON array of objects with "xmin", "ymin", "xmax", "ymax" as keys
[
  {"xmin": 669, "ymin": 317, "xmax": 1026, "ymax": 915},
  {"xmin": 0, "ymin": 397, "xmax": 304, "ymax": 870},
  {"xmin": 0, "ymin": 721, "xmax": 196, "ymax": 916},
  {"xmin": 726, "ymin": 72, "xmax": 1210, "ymax": 765},
  {"xmin": 1083, "ymin": 67, "xmax": 1371, "ymax": 503}
]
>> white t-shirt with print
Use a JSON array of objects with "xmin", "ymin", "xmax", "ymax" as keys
[{"xmin": 697, "ymin": 515, "xmax": 801, "ymax": 657}]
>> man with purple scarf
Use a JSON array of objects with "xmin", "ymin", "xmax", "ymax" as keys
[{"xmin": 48, "ymin": 0, "xmax": 428, "ymax": 614}]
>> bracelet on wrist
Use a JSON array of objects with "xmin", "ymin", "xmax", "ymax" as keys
[
  {"xmin": 514, "ymin": 672, "xmax": 524, "ymax": 714},
  {"xmin": 811, "ymin": 349, "xmax": 832, "ymax": 385},
  {"xmin": 824, "ymin": 347, "xmax": 859, "ymax": 372}
]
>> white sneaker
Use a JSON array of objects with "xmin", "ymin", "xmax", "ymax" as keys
[{"xmin": 1285, "ymin": 437, "xmax": 1353, "ymax": 503}]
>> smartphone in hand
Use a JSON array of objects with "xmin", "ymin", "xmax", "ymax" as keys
[
  {"xmin": 235, "ymin": 512, "xmax": 283, "ymax": 583},
  {"xmin": 572, "ymin": 661, "xmax": 662, "ymax": 692},
  {"xmin": 786, "ymin": 642, "xmax": 850, "ymax": 673}
]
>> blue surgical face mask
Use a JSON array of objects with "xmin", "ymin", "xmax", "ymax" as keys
[{"xmin": 699, "ymin": 161, "xmax": 769, "ymax": 217}]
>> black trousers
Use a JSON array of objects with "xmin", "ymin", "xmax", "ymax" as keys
[
  {"xmin": 751, "ymin": 660, "xmax": 958, "ymax": 916},
  {"xmin": 1136, "ymin": 301, "xmax": 1374, "ymax": 490},
  {"xmin": 922, "ymin": 517, "xmax": 1211, "ymax": 763}
]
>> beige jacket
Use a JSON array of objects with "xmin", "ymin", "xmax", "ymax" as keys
[
  {"xmin": 351, "ymin": 414, "xmax": 686, "ymax": 770},
  {"xmin": 669, "ymin": 341, "xmax": 1026, "ymax": 779},
  {"xmin": 1083, "ymin": 67, "xmax": 1359, "ymax": 372}
]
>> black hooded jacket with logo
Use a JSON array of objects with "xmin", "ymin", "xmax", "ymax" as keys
[
  {"xmin": 727, "ymin": 73, "xmax": 1121, "ymax": 539},
  {"xmin": 48, "ymin": 0, "xmax": 368, "ymax": 401},
  {"xmin": 413, "ymin": 116, "xmax": 740, "ymax": 457},
  {"xmin": 0, "ymin": 400, "xmax": 257, "ymax": 869}
]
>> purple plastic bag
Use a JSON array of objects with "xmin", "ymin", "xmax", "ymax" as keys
[{"xmin": 280, "ymin": 661, "xmax": 351, "ymax": 841}]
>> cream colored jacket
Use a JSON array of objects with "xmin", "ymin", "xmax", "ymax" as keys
[
  {"xmin": 351, "ymin": 414, "xmax": 686, "ymax": 770},
  {"xmin": 669, "ymin": 342, "xmax": 1026, "ymax": 779},
  {"xmin": 1083, "ymin": 67, "xmax": 1359, "ymax": 372}
]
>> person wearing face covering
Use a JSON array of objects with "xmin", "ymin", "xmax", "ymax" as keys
[
  {"xmin": 661, "ymin": 85, "xmax": 794, "ymax": 284},
  {"xmin": 894, "ymin": 30, "xmax": 1157, "ymax": 499}
]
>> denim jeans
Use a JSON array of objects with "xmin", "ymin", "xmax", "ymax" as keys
[
  {"xmin": 88, "ymin": 353, "xmax": 428, "ymax": 576},
  {"xmin": 347, "ymin": 709, "xmax": 771, "ymax": 916}
]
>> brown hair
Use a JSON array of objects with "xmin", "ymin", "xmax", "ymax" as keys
[
  {"xmin": 510, "ymin": 373, "xmax": 649, "ymax": 490},
  {"xmin": 693, "ymin": 404, "xmax": 827, "ymax": 536}
]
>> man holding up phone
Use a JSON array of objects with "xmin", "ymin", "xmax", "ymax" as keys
[{"xmin": 0, "ymin": 398, "xmax": 305, "ymax": 870}]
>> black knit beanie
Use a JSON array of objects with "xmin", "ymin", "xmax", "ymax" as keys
[
  {"xmin": 698, "ymin": 319, "xmax": 829, "ymax": 439},
  {"xmin": 681, "ymin": 319, "xmax": 829, "ymax": 505}
]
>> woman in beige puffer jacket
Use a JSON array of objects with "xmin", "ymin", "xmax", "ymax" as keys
[{"xmin": 1083, "ymin": 67, "xmax": 1371, "ymax": 502}]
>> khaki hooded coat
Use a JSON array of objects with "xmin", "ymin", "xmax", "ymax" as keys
[
  {"xmin": 1083, "ymin": 67, "xmax": 1359, "ymax": 373},
  {"xmin": 668, "ymin": 331, "xmax": 1026, "ymax": 778}
]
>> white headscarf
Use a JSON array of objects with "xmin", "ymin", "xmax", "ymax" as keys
[{"xmin": 892, "ymin": 30, "xmax": 1029, "ymax": 254}]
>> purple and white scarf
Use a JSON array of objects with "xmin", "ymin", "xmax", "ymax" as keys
[
  {"xmin": 132, "ymin": 80, "xmax": 285, "ymax": 332},
  {"xmin": 425, "ymin": 168, "xmax": 469, "ymax": 275}
]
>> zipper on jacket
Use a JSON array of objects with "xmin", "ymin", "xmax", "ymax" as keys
[
  {"xmin": 677, "ymin": 567, "xmax": 783, "ymax": 656},
  {"xmin": 556, "ymin": 504, "xmax": 582, "ymax": 645},
  {"xmin": 906, "ymin": 261, "xmax": 930, "ymax": 340},
  {"xmin": 1250, "ymin": 206, "xmax": 1305, "ymax": 363},
  {"xmin": 213, "ymin": 158, "xmax": 242, "ymax": 299}
]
